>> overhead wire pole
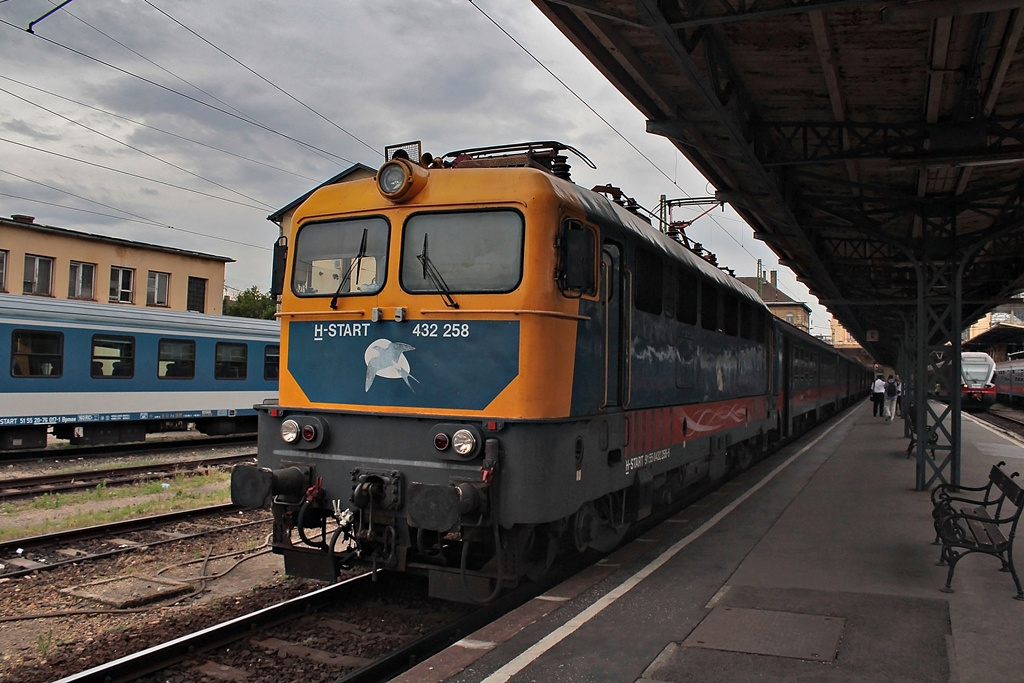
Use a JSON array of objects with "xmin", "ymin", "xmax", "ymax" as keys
[{"xmin": 26, "ymin": 0, "xmax": 75, "ymax": 33}]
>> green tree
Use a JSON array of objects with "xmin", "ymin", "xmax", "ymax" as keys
[{"xmin": 224, "ymin": 286, "xmax": 277, "ymax": 320}]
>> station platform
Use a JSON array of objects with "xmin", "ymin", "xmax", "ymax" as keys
[{"xmin": 392, "ymin": 401, "xmax": 1024, "ymax": 683}]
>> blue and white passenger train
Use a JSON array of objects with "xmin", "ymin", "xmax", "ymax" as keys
[{"xmin": 0, "ymin": 293, "xmax": 279, "ymax": 450}]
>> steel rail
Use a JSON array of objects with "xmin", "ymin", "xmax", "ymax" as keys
[
  {"xmin": 53, "ymin": 573, "xmax": 377, "ymax": 683},
  {"xmin": 0, "ymin": 504, "xmax": 270, "ymax": 578},
  {"xmin": 0, "ymin": 434, "xmax": 256, "ymax": 463},
  {"xmin": 0, "ymin": 453, "xmax": 254, "ymax": 500}
]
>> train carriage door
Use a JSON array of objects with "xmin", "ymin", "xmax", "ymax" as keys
[{"xmin": 602, "ymin": 241, "xmax": 624, "ymax": 408}]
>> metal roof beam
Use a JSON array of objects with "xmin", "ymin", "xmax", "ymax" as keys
[
  {"xmin": 762, "ymin": 118, "xmax": 1024, "ymax": 166},
  {"xmin": 665, "ymin": 0, "xmax": 882, "ymax": 29}
]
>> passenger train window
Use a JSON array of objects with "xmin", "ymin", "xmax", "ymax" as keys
[
  {"xmin": 91, "ymin": 335, "xmax": 135, "ymax": 378},
  {"xmin": 11, "ymin": 329, "xmax": 62, "ymax": 377},
  {"xmin": 158, "ymin": 339, "xmax": 195, "ymax": 379},
  {"xmin": 739, "ymin": 301, "xmax": 752, "ymax": 339},
  {"xmin": 264, "ymin": 344, "xmax": 280, "ymax": 381},
  {"xmin": 401, "ymin": 210, "xmax": 524, "ymax": 293},
  {"xmin": 701, "ymin": 283, "xmax": 719, "ymax": 332},
  {"xmin": 634, "ymin": 247, "xmax": 663, "ymax": 314},
  {"xmin": 722, "ymin": 294, "xmax": 739, "ymax": 336},
  {"xmin": 292, "ymin": 216, "xmax": 389, "ymax": 297},
  {"xmin": 676, "ymin": 269, "xmax": 698, "ymax": 325},
  {"xmin": 215, "ymin": 343, "xmax": 247, "ymax": 380}
]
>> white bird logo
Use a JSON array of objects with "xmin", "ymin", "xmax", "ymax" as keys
[{"xmin": 364, "ymin": 339, "xmax": 418, "ymax": 392}]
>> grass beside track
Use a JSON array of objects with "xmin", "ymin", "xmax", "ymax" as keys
[{"xmin": 0, "ymin": 472, "xmax": 232, "ymax": 542}]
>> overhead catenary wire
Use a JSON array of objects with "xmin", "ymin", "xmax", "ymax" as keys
[
  {"xmin": 0, "ymin": 135, "xmax": 268, "ymax": 211},
  {"xmin": 0, "ymin": 170, "xmax": 272, "ymax": 252},
  {"xmin": 0, "ymin": 17, "xmax": 360, "ymax": 166},
  {"xmin": 47, "ymin": 0, "xmax": 347, "ymax": 170},
  {"xmin": 0, "ymin": 73, "xmax": 320, "ymax": 182},
  {"xmin": 0, "ymin": 189, "xmax": 271, "ymax": 252},
  {"xmin": 0, "ymin": 85, "xmax": 275, "ymax": 210},
  {"xmin": 143, "ymin": 0, "xmax": 382, "ymax": 159},
  {"xmin": 53, "ymin": 0, "xmax": 262, "ymax": 125},
  {"xmin": 468, "ymin": 2, "xmax": 819, "ymax": 323}
]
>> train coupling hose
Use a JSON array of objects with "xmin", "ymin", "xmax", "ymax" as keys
[{"xmin": 230, "ymin": 464, "xmax": 309, "ymax": 508}]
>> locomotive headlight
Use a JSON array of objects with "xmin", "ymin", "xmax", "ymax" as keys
[
  {"xmin": 301, "ymin": 424, "xmax": 317, "ymax": 442},
  {"xmin": 376, "ymin": 158, "xmax": 428, "ymax": 203},
  {"xmin": 452, "ymin": 429, "xmax": 476, "ymax": 456},
  {"xmin": 280, "ymin": 419, "xmax": 300, "ymax": 444},
  {"xmin": 433, "ymin": 432, "xmax": 450, "ymax": 451},
  {"xmin": 378, "ymin": 162, "xmax": 407, "ymax": 194}
]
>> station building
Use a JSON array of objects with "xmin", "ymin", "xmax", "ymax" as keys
[
  {"xmin": 1, "ymin": 214, "xmax": 231, "ymax": 314},
  {"xmin": 737, "ymin": 271, "xmax": 812, "ymax": 333}
]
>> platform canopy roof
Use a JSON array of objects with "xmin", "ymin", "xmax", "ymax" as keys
[{"xmin": 533, "ymin": 0, "xmax": 1024, "ymax": 364}]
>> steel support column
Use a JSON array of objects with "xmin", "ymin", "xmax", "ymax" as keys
[{"xmin": 914, "ymin": 258, "xmax": 963, "ymax": 491}]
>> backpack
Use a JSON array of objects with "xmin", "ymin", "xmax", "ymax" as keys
[{"xmin": 885, "ymin": 380, "xmax": 898, "ymax": 397}]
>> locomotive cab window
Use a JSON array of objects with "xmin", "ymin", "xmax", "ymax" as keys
[
  {"xmin": 158, "ymin": 338, "xmax": 195, "ymax": 379},
  {"xmin": 401, "ymin": 210, "xmax": 523, "ymax": 293},
  {"xmin": 292, "ymin": 216, "xmax": 389, "ymax": 297},
  {"xmin": 91, "ymin": 335, "xmax": 135, "ymax": 378},
  {"xmin": 215, "ymin": 342, "xmax": 247, "ymax": 380},
  {"xmin": 11, "ymin": 329, "xmax": 62, "ymax": 377},
  {"xmin": 557, "ymin": 219, "xmax": 597, "ymax": 297}
]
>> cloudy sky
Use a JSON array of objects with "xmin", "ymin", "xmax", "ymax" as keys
[{"xmin": 0, "ymin": 0, "xmax": 832, "ymax": 335}]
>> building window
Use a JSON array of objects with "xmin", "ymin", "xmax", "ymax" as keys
[
  {"xmin": 0, "ymin": 250, "xmax": 7, "ymax": 291},
  {"xmin": 110, "ymin": 266, "xmax": 134, "ymax": 303},
  {"xmin": 158, "ymin": 338, "xmax": 195, "ymax": 379},
  {"xmin": 147, "ymin": 271, "xmax": 170, "ymax": 306},
  {"xmin": 23, "ymin": 254, "xmax": 54, "ymax": 295},
  {"xmin": 69, "ymin": 261, "xmax": 96, "ymax": 300},
  {"xmin": 11, "ymin": 329, "xmax": 62, "ymax": 377},
  {"xmin": 215, "ymin": 342, "xmax": 247, "ymax": 379},
  {"xmin": 91, "ymin": 335, "xmax": 135, "ymax": 378},
  {"xmin": 264, "ymin": 344, "xmax": 280, "ymax": 380},
  {"xmin": 187, "ymin": 276, "xmax": 207, "ymax": 313},
  {"xmin": 786, "ymin": 313, "xmax": 795, "ymax": 324}
]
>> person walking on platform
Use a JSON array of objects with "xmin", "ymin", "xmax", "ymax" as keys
[
  {"xmin": 872, "ymin": 375, "xmax": 885, "ymax": 417},
  {"xmin": 883, "ymin": 374, "xmax": 899, "ymax": 422}
]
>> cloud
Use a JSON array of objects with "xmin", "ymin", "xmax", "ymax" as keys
[{"xmin": 0, "ymin": 0, "xmax": 831, "ymax": 333}]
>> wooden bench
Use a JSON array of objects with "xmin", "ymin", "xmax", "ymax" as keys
[{"xmin": 931, "ymin": 462, "xmax": 1024, "ymax": 600}]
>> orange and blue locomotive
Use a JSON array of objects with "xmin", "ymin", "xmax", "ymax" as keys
[{"xmin": 231, "ymin": 141, "xmax": 867, "ymax": 601}]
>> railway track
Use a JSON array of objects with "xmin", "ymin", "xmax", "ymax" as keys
[
  {"xmin": 40, "ymin": 456, "xmax": 734, "ymax": 682},
  {"xmin": 0, "ymin": 504, "xmax": 270, "ymax": 579},
  {"xmin": 0, "ymin": 453, "xmax": 254, "ymax": 501},
  {"xmin": 0, "ymin": 433, "xmax": 257, "ymax": 464},
  {"xmin": 976, "ymin": 405, "xmax": 1024, "ymax": 440},
  {"xmin": 55, "ymin": 551, "xmax": 597, "ymax": 683}
]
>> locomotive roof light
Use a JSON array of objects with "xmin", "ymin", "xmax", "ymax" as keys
[
  {"xmin": 452, "ymin": 429, "xmax": 476, "ymax": 456},
  {"xmin": 377, "ymin": 157, "xmax": 429, "ymax": 203},
  {"xmin": 281, "ymin": 419, "xmax": 300, "ymax": 444}
]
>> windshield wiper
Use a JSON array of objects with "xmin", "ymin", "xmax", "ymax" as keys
[
  {"xmin": 417, "ymin": 234, "xmax": 458, "ymax": 309},
  {"xmin": 330, "ymin": 228, "xmax": 368, "ymax": 310}
]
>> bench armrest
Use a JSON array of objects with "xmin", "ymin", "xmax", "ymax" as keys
[{"xmin": 931, "ymin": 482, "xmax": 991, "ymax": 505}]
